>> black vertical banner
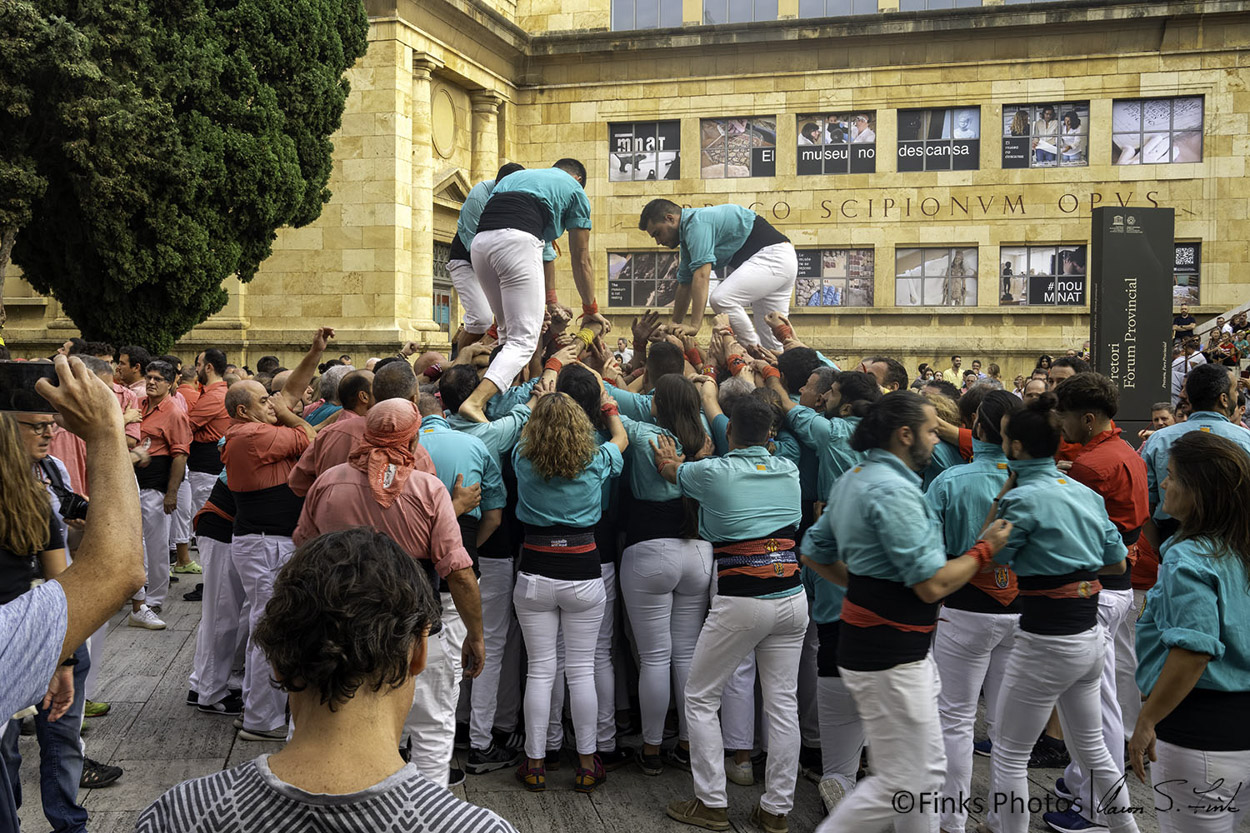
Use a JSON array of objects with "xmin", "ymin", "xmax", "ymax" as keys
[{"xmin": 1090, "ymin": 207, "xmax": 1174, "ymax": 446}]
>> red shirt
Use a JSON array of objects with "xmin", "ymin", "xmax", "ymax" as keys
[
  {"xmin": 294, "ymin": 463, "xmax": 472, "ymax": 579},
  {"xmin": 1055, "ymin": 437, "xmax": 1084, "ymax": 464},
  {"xmin": 1131, "ymin": 535, "xmax": 1160, "ymax": 590},
  {"xmin": 178, "ymin": 383, "xmax": 201, "ymax": 409},
  {"xmin": 1067, "ymin": 426, "xmax": 1150, "ymax": 553},
  {"xmin": 140, "ymin": 396, "xmax": 192, "ymax": 458},
  {"xmin": 287, "ymin": 410, "xmax": 436, "ymax": 497},
  {"xmin": 188, "ymin": 381, "xmax": 231, "ymax": 444},
  {"xmin": 220, "ymin": 421, "xmax": 311, "ymax": 492}
]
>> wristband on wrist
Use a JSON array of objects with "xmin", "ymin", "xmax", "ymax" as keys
[
  {"xmin": 656, "ymin": 459, "xmax": 673, "ymax": 475},
  {"xmin": 544, "ymin": 358, "xmax": 563, "ymax": 373},
  {"xmin": 582, "ymin": 301, "xmax": 599, "ymax": 316},
  {"xmin": 684, "ymin": 349, "xmax": 703, "ymax": 367},
  {"xmin": 967, "ymin": 540, "xmax": 995, "ymax": 567},
  {"xmin": 702, "ymin": 365, "xmax": 717, "ymax": 376},
  {"xmin": 776, "ymin": 325, "xmax": 795, "ymax": 341},
  {"xmin": 575, "ymin": 327, "xmax": 596, "ymax": 348},
  {"xmin": 726, "ymin": 356, "xmax": 749, "ymax": 375},
  {"xmin": 760, "ymin": 365, "xmax": 781, "ymax": 380},
  {"xmin": 546, "ymin": 289, "xmax": 560, "ymax": 305},
  {"xmin": 422, "ymin": 363, "xmax": 442, "ymax": 381},
  {"xmin": 600, "ymin": 402, "xmax": 619, "ymax": 416}
]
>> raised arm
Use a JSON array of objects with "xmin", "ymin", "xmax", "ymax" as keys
[{"xmin": 280, "ymin": 327, "xmax": 335, "ymax": 411}]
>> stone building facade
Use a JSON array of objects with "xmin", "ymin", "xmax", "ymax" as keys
[{"xmin": 4, "ymin": 0, "xmax": 1248, "ymax": 379}]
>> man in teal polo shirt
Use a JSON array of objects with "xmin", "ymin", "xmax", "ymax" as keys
[
  {"xmin": 638, "ymin": 198, "xmax": 798, "ymax": 351},
  {"xmin": 460, "ymin": 160, "xmax": 610, "ymax": 423}
]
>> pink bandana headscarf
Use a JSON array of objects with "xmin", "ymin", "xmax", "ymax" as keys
[{"xmin": 348, "ymin": 400, "xmax": 423, "ymax": 508}]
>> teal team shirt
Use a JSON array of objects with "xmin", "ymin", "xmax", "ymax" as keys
[
  {"xmin": 676, "ymin": 205, "xmax": 756, "ymax": 284},
  {"xmin": 800, "ymin": 509, "xmax": 847, "ymax": 625},
  {"xmin": 1141, "ymin": 411, "xmax": 1250, "ymax": 520},
  {"xmin": 804, "ymin": 448, "xmax": 946, "ymax": 588},
  {"xmin": 925, "ymin": 439, "xmax": 1011, "ymax": 556},
  {"xmin": 994, "ymin": 457, "xmax": 1126, "ymax": 576},
  {"xmin": 446, "ymin": 403, "xmax": 531, "ymax": 471},
  {"xmin": 489, "ymin": 168, "xmax": 592, "ymax": 245},
  {"xmin": 418, "ymin": 414, "xmax": 506, "ymax": 521},
  {"xmin": 457, "ymin": 179, "xmax": 555, "ymax": 261},
  {"xmin": 1136, "ymin": 536, "xmax": 1250, "ymax": 696},
  {"xmin": 786, "ymin": 406, "xmax": 863, "ymax": 501},
  {"xmin": 620, "ymin": 417, "xmax": 684, "ymax": 503},
  {"xmin": 674, "ymin": 446, "xmax": 801, "ymax": 543},
  {"xmin": 922, "ymin": 438, "xmax": 966, "ymax": 491},
  {"xmin": 512, "ymin": 441, "xmax": 624, "ymax": 528}
]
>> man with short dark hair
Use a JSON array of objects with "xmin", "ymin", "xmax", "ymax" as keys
[
  {"xmin": 137, "ymin": 529, "xmax": 518, "ymax": 833},
  {"xmin": 638, "ymin": 198, "xmax": 797, "ymax": 351},
  {"xmin": 1047, "ymin": 355, "xmax": 1091, "ymax": 388},
  {"xmin": 256, "ymin": 356, "xmax": 280, "ymax": 376},
  {"xmin": 1171, "ymin": 304, "xmax": 1196, "ymax": 342},
  {"xmin": 940, "ymin": 355, "xmax": 962, "ymax": 385},
  {"xmin": 1169, "ymin": 337, "xmax": 1207, "ymax": 406},
  {"xmin": 654, "ymin": 396, "xmax": 807, "ymax": 832},
  {"xmin": 117, "ymin": 346, "xmax": 152, "ymax": 399}
]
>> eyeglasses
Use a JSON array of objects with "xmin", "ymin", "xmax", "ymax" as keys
[{"xmin": 17, "ymin": 421, "xmax": 56, "ymax": 436}]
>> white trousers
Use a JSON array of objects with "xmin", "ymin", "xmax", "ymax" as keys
[
  {"xmin": 686, "ymin": 592, "xmax": 807, "ymax": 814},
  {"xmin": 934, "ymin": 608, "xmax": 1019, "ymax": 833},
  {"xmin": 721, "ymin": 656, "xmax": 756, "ymax": 751},
  {"xmin": 139, "ymin": 488, "xmax": 171, "ymax": 609},
  {"xmin": 818, "ymin": 656, "xmax": 945, "ymax": 833},
  {"xmin": 1064, "ymin": 588, "xmax": 1134, "ymax": 825},
  {"xmin": 1152, "ymin": 739, "xmax": 1250, "ymax": 832},
  {"xmin": 548, "ymin": 562, "xmax": 619, "ymax": 752},
  {"xmin": 189, "ymin": 536, "xmax": 247, "ymax": 705},
  {"xmin": 816, "ymin": 673, "xmax": 863, "ymax": 789},
  {"xmin": 514, "ymin": 572, "xmax": 605, "ymax": 759},
  {"xmin": 168, "ymin": 479, "xmax": 193, "ymax": 547},
  {"xmin": 619, "ymin": 539, "xmax": 713, "ymax": 746},
  {"xmin": 187, "ymin": 471, "xmax": 219, "ymax": 519},
  {"xmin": 447, "ymin": 258, "xmax": 493, "ymax": 334},
  {"xmin": 709, "ymin": 242, "xmax": 797, "ymax": 351},
  {"xmin": 405, "ymin": 593, "xmax": 466, "ymax": 789},
  {"xmin": 1118, "ymin": 588, "xmax": 1148, "ymax": 736},
  {"xmin": 472, "ymin": 228, "xmax": 545, "ymax": 392},
  {"xmin": 798, "ymin": 618, "xmax": 820, "ymax": 749},
  {"xmin": 988, "ymin": 625, "xmax": 1140, "ymax": 833},
  {"xmin": 468, "ymin": 557, "xmax": 521, "ymax": 750},
  {"xmin": 232, "ymin": 534, "xmax": 295, "ymax": 733}
]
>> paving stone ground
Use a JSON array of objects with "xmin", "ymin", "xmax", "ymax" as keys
[{"xmin": 16, "ymin": 583, "xmax": 1161, "ymax": 833}]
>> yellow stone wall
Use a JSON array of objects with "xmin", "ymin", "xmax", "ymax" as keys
[{"xmin": 4, "ymin": 0, "xmax": 1248, "ymax": 381}]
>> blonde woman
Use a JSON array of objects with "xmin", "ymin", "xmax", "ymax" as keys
[{"xmin": 511, "ymin": 389, "xmax": 628, "ymax": 794}]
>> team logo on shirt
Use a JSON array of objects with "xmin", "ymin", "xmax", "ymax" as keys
[
  {"xmin": 994, "ymin": 567, "xmax": 1009, "ymax": 588},
  {"xmin": 1077, "ymin": 580, "xmax": 1094, "ymax": 598},
  {"xmin": 996, "ymin": 463, "xmax": 1008, "ymax": 470},
  {"xmin": 1200, "ymin": 426, "xmax": 1212, "ymax": 433},
  {"xmin": 774, "ymin": 563, "xmax": 786, "ymax": 576},
  {"xmin": 1057, "ymin": 478, "xmax": 1068, "ymax": 485},
  {"xmin": 756, "ymin": 464, "xmax": 767, "ymax": 471},
  {"xmin": 765, "ymin": 538, "xmax": 780, "ymax": 553}
]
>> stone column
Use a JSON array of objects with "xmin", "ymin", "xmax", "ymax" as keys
[
  {"xmin": 411, "ymin": 52, "xmax": 445, "ymax": 333},
  {"xmin": 470, "ymin": 90, "xmax": 505, "ymax": 183}
]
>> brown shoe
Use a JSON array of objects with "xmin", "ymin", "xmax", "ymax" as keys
[
  {"xmin": 749, "ymin": 804, "xmax": 788, "ymax": 833},
  {"xmin": 666, "ymin": 798, "xmax": 730, "ymax": 831}
]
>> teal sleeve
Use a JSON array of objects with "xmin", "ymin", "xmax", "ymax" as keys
[
  {"xmin": 711, "ymin": 414, "xmax": 729, "ymax": 457},
  {"xmin": 815, "ymin": 352, "xmax": 840, "ymax": 370},
  {"xmin": 677, "ymin": 244, "xmax": 694, "ymax": 284},
  {"xmin": 1101, "ymin": 514, "xmax": 1128, "ymax": 566},
  {"xmin": 1157, "ymin": 559, "xmax": 1225, "ymax": 660},
  {"xmin": 786, "ymin": 405, "xmax": 833, "ymax": 452},
  {"xmin": 682, "ymin": 218, "xmax": 717, "ymax": 271},
  {"xmin": 674, "ymin": 459, "xmax": 711, "ymax": 501},
  {"xmin": 606, "ymin": 383, "xmax": 654, "ymax": 424},
  {"xmin": 773, "ymin": 429, "xmax": 801, "ymax": 463},
  {"xmin": 993, "ymin": 494, "xmax": 1032, "ymax": 566},
  {"xmin": 480, "ymin": 453, "xmax": 507, "ymax": 512},
  {"xmin": 1142, "ymin": 438, "xmax": 1162, "ymax": 514},
  {"xmin": 924, "ymin": 481, "xmax": 950, "ymax": 551},
  {"xmin": 866, "ymin": 483, "xmax": 946, "ymax": 586},
  {"xmin": 801, "ymin": 507, "xmax": 840, "ymax": 565},
  {"xmin": 565, "ymin": 189, "xmax": 593, "ymax": 231},
  {"xmin": 542, "ymin": 242, "xmax": 557, "ymax": 263},
  {"xmin": 596, "ymin": 442, "xmax": 625, "ymax": 479}
]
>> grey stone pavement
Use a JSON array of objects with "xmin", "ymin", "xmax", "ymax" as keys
[{"xmin": 16, "ymin": 585, "xmax": 1161, "ymax": 833}]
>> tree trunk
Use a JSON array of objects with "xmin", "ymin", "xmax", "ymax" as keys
[{"xmin": 0, "ymin": 227, "xmax": 16, "ymax": 330}]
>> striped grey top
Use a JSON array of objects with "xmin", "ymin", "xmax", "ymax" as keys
[{"xmin": 135, "ymin": 756, "xmax": 517, "ymax": 833}]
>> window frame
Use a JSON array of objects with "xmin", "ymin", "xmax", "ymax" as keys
[
  {"xmin": 1111, "ymin": 96, "xmax": 1204, "ymax": 166},
  {"xmin": 700, "ymin": 117, "xmax": 778, "ymax": 179},
  {"xmin": 997, "ymin": 244, "xmax": 1088, "ymax": 307},
  {"xmin": 896, "ymin": 107, "xmax": 981, "ymax": 172},
  {"xmin": 794, "ymin": 248, "xmax": 876, "ymax": 308},
  {"xmin": 607, "ymin": 250, "xmax": 683, "ymax": 309},
  {"xmin": 797, "ymin": 0, "xmax": 878, "ymax": 17},
  {"xmin": 1001, "ymin": 102, "xmax": 1090, "ymax": 169},
  {"xmin": 611, "ymin": 0, "xmax": 683, "ymax": 30},
  {"xmin": 796, "ymin": 112, "xmax": 877, "ymax": 176},
  {"xmin": 894, "ymin": 246, "xmax": 979, "ymax": 307},
  {"xmin": 609, "ymin": 121, "xmax": 682, "ymax": 182},
  {"xmin": 703, "ymin": 0, "xmax": 778, "ymax": 23},
  {"xmin": 1173, "ymin": 242, "xmax": 1201, "ymax": 308}
]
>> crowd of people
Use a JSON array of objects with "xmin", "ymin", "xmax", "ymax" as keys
[{"xmin": 2, "ymin": 156, "xmax": 1250, "ymax": 833}]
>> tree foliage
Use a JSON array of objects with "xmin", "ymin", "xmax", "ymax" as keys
[{"xmin": 3, "ymin": 0, "xmax": 368, "ymax": 352}]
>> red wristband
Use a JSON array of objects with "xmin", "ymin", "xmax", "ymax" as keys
[
  {"xmin": 544, "ymin": 358, "xmax": 563, "ymax": 373},
  {"xmin": 628, "ymin": 368, "xmax": 645, "ymax": 381},
  {"xmin": 582, "ymin": 301, "xmax": 599, "ymax": 316},
  {"xmin": 727, "ymin": 356, "xmax": 749, "ymax": 375},
  {"xmin": 546, "ymin": 289, "xmax": 560, "ymax": 305},
  {"xmin": 760, "ymin": 366, "xmax": 781, "ymax": 380},
  {"xmin": 966, "ymin": 540, "xmax": 994, "ymax": 567},
  {"xmin": 776, "ymin": 325, "xmax": 795, "ymax": 341},
  {"xmin": 486, "ymin": 323, "xmax": 498, "ymax": 340},
  {"xmin": 600, "ymin": 402, "xmax": 619, "ymax": 417},
  {"xmin": 684, "ymin": 349, "xmax": 703, "ymax": 367},
  {"xmin": 656, "ymin": 459, "xmax": 672, "ymax": 475}
]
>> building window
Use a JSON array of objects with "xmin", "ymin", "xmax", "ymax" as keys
[
  {"xmin": 900, "ymin": 0, "xmax": 981, "ymax": 9},
  {"xmin": 704, "ymin": 0, "xmax": 778, "ymax": 23},
  {"xmin": 432, "ymin": 242, "xmax": 453, "ymax": 332},
  {"xmin": 1174, "ymin": 243, "xmax": 1201, "ymax": 306},
  {"xmin": 897, "ymin": 108, "xmax": 980, "ymax": 172},
  {"xmin": 797, "ymin": 0, "xmax": 877, "ymax": 16},
  {"xmin": 700, "ymin": 118, "xmax": 776, "ymax": 178},
  {"xmin": 797, "ymin": 113, "xmax": 876, "ymax": 175},
  {"xmin": 1002, "ymin": 103, "xmax": 1089, "ymax": 168},
  {"xmin": 610, "ymin": 121, "xmax": 681, "ymax": 182},
  {"xmin": 612, "ymin": 0, "xmax": 682, "ymax": 30},
  {"xmin": 795, "ymin": 249, "xmax": 875, "ymax": 307},
  {"xmin": 1112, "ymin": 97, "xmax": 1203, "ymax": 165},
  {"xmin": 608, "ymin": 251, "xmax": 680, "ymax": 307},
  {"xmin": 895, "ymin": 247, "xmax": 978, "ymax": 306},
  {"xmin": 998, "ymin": 245, "xmax": 1087, "ymax": 306}
]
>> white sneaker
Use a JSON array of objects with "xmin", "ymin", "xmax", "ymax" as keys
[
  {"xmin": 127, "ymin": 605, "xmax": 166, "ymax": 630},
  {"xmin": 818, "ymin": 777, "xmax": 848, "ymax": 815},
  {"xmin": 726, "ymin": 757, "xmax": 755, "ymax": 786}
]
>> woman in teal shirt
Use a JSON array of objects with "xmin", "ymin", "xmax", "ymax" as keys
[
  {"xmin": 1129, "ymin": 432, "xmax": 1250, "ymax": 832},
  {"xmin": 511, "ymin": 389, "xmax": 627, "ymax": 794}
]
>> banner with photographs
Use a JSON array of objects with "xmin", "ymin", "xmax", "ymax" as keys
[
  {"xmin": 701, "ymin": 117, "xmax": 777, "ymax": 178},
  {"xmin": 895, "ymin": 247, "xmax": 978, "ymax": 306},
  {"xmin": 608, "ymin": 251, "xmax": 680, "ymax": 307},
  {"xmin": 897, "ymin": 108, "xmax": 980, "ymax": 172},
  {"xmin": 1112, "ymin": 97, "xmax": 1203, "ymax": 165},
  {"xmin": 795, "ymin": 248, "xmax": 875, "ymax": 307},
  {"xmin": 1002, "ymin": 103, "xmax": 1089, "ymax": 169},
  {"xmin": 609, "ymin": 121, "xmax": 681, "ymax": 182},
  {"xmin": 796, "ymin": 113, "xmax": 877, "ymax": 175},
  {"xmin": 998, "ymin": 245, "xmax": 1087, "ymax": 306},
  {"xmin": 1173, "ymin": 243, "xmax": 1201, "ymax": 306}
]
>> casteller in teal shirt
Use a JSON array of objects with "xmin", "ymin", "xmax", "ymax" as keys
[
  {"xmin": 675, "ymin": 205, "xmax": 757, "ymax": 284},
  {"xmin": 456, "ymin": 179, "xmax": 556, "ymax": 262},
  {"xmin": 488, "ymin": 168, "xmax": 592, "ymax": 245},
  {"xmin": 512, "ymin": 440, "xmax": 623, "ymax": 529},
  {"xmin": 1141, "ymin": 410, "xmax": 1250, "ymax": 520}
]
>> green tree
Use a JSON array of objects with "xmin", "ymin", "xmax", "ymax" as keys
[{"xmin": 5, "ymin": 0, "xmax": 368, "ymax": 352}]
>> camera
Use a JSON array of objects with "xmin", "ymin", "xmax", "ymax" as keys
[{"xmin": 56, "ymin": 491, "xmax": 90, "ymax": 523}]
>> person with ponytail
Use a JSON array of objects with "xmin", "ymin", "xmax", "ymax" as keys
[
  {"xmin": 1129, "ymin": 432, "xmax": 1250, "ymax": 832},
  {"xmin": 511, "ymin": 385, "xmax": 627, "ymax": 794},
  {"xmin": 924, "ymin": 389, "xmax": 1023, "ymax": 833},
  {"xmin": 618, "ymin": 373, "xmax": 714, "ymax": 775},
  {"xmin": 805, "ymin": 391, "xmax": 1012, "ymax": 833},
  {"xmin": 984, "ymin": 391, "xmax": 1139, "ymax": 833}
]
